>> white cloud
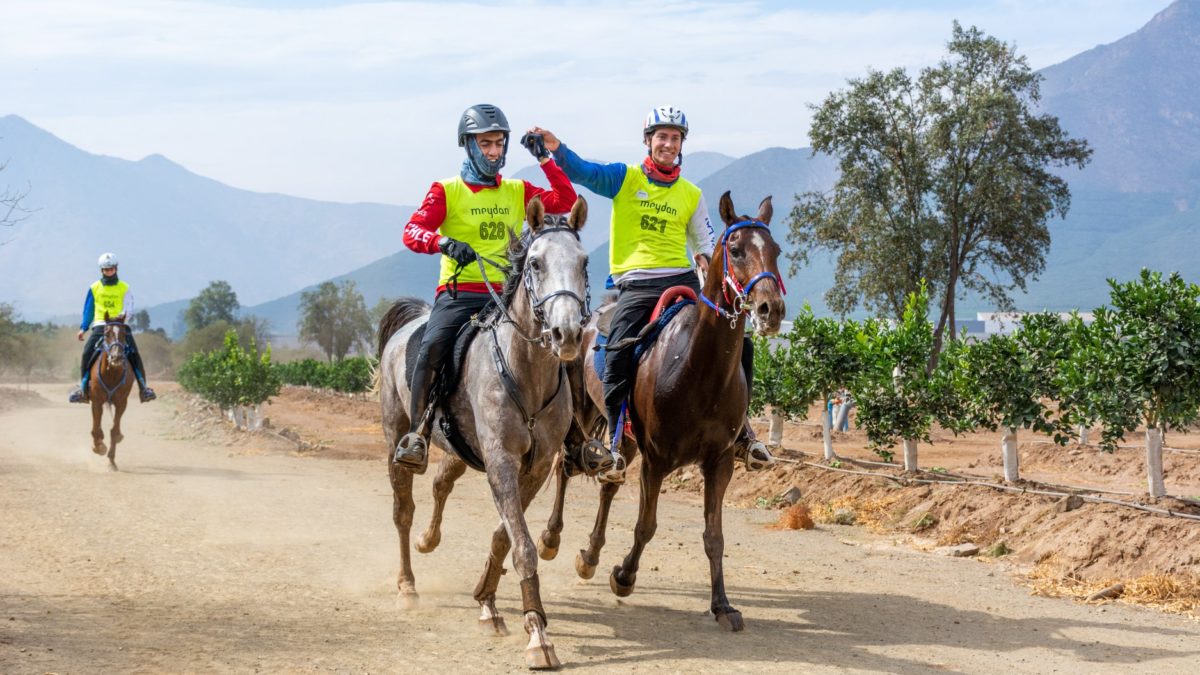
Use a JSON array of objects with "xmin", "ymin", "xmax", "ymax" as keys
[{"xmin": 0, "ymin": 0, "xmax": 1167, "ymax": 204}]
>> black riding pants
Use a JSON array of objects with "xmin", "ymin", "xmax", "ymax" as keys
[
  {"xmin": 81, "ymin": 326, "xmax": 147, "ymax": 383},
  {"xmin": 602, "ymin": 272, "xmax": 755, "ymax": 425},
  {"xmin": 407, "ymin": 290, "xmax": 492, "ymax": 429}
]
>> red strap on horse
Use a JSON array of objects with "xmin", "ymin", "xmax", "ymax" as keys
[{"xmin": 649, "ymin": 286, "xmax": 698, "ymax": 323}]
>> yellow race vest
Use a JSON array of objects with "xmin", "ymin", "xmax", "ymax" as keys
[
  {"xmin": 438, "ymin": 177, "xmax": 526, "ymax": 285},
  {"xmin": 609, "ymin": 166, "xmax": 701, "ymax": 276},
  {"xmin": 90, "ymin": 280, "xmax": 129, "ymax": 324}
]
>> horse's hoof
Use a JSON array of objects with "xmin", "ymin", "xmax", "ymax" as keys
[
  {"xmin": 92, "ymin": 444, "xmax": 107, "ymax": 456},
  {"xmin": 415, "ymin": 531, "xmax": 440, "ymax": 554},
  {"xmin": 575, "ymin": 551, "xmax": 596, "ymax": 580},
  {"xmin": 609, "ymin": 567, "xmax": 635, "ymax": 597},
  {"xmin": 111, "ymin": 433, "xmax": 124, "ymax": 446},
  {"xmin": 537, "ymin": 533, "xmax": 560, "ymax": 561},
  {"xmin": 478, "ymin": 616, "xmax": 508, "ymax": 637},
  {"xmin": 715, "ymin": 609, "xmax": 745, "ymax": 632},
  {"xmin": 395, "ymin": 591, "xmax": 419, "ymax": 610},
  {"xmin": 108, "ymin": 462, "xmax": 118, "ymax": 472},
  {"xmin": 524, "ymin": 642, "xmax": 561, "ymax": 670}
]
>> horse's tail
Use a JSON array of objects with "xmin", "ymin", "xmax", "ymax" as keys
[{"xmin": 377, "ymin": 297, "xmax": 431, "ymax": 360}]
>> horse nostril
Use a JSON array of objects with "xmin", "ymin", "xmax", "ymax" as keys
[
  {"xmin": 551, "ymin": 327, "xmax": 564, "ymax": 344},
  {"xmin": 757, "ymin": 301, "xmax": 771, "ymax": 318}
]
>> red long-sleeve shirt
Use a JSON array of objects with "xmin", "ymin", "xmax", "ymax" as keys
[{"xmin": 402, "ymin": 159, "xmax": 577, "ymax": 295}]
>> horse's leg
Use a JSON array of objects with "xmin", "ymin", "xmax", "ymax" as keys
[
  {"xmin": 609, "ymin": 456, "xmax": 666, "ymax": 597},
  {"xmin": 387, "ymin": 459, "xmax": 419, "ymax": 609},
  {"xmin": 537, "ymin": 450, "xmax": 568, "ymax": 561},
  {"xmin": 478, "ymin": 448, "xmax": 559, "ymax": 669},
  {"xmin": 702, "ymin": 451, "xmax": 743, "ymax": 631},
  {"xmin": 576, "ymin": 437, "xmax": 634, "ymax": 579},
  {"xmin": 473, "ymin": 522, "xmax": 512, "ymax": 637},
  {"xmin": 108, "ymin": 399, "xmax": 127, "ymax": 471},
  {"xmin": 90, "ymin": 399, "xmax": 106, "ymax": 455},
  {"xmin": 416, "ymin": 451, "xmax": 467, "ymax": 553}
]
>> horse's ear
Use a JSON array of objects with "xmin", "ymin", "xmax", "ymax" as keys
[
  {"xmin": 568, "ymin": 196, "xmax": 587, "ymax": 231},
  {"xmin": 718, "ymin": 190, "xmax": 736, "ymax": 226},
  {"xmin": 104, "ymin": 310, "xmax": 111, "ymax": 322},
  {"xmin": 526, "ymin": 195, "xmax": 545, "ymax": 233},
  {"xmin": 757, "ymin": 195, "xmax": 774, "ymax": 225}
]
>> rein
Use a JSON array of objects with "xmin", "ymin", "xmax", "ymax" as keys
[
  {"xmin": 698, "ymin": 219, "xmax": 786, "ymax": 328},
  {"xmin": 96, "ymin": 323, "xmax": 129, "ymax": 404},
  {"xmin": 459, "ymin": 224, "xmax": 589, "ymax": 467}
]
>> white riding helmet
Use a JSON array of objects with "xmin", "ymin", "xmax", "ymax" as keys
[
  {"xmin": 98, "ymin": 252, "xmax": 118, "ymax": 269},
  {"xmin": 643, "ymin": 105, "xmax": 688, "ymax": 140}
]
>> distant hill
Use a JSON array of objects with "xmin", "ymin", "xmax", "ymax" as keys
[
  {"xmin": 0, "ymin": 114, "xmax": 412, "ymax": 327},
  {"xmin": 1040, "ymin": 0, "xmax": 1200, "ymax": 195}
]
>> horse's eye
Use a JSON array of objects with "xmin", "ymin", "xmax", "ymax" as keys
[
  {"xmin": 529, "ymin": 257, "xmax": 542, "ymax": 272},
  {"xmin": 729, "ymin": 246, "xmax": 745, "ymax": 260}
]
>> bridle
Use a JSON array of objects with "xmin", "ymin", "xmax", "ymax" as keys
[
  {"xmin": 698, "ymin": 219, "xmax": 786, "ymax": 328},
  {"xmin": 97, "ymin": 320, "xmax": 129, "ymax": 402},
  {"xmin": 469, "ymin": 223, "xmax": 592, "ymax": 345}
]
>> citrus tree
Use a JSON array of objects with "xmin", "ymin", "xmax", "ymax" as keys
[
  {"xmin": 784, "ymin": 307, "xmax": 863, "ymax": 460},
  {"xmin": 1059, "ymin": 270, "xmax": 1200, "ymax": 497},
  {"xmin": 178, "ymin": 330, "xmax": 280, "ymax": 429}
]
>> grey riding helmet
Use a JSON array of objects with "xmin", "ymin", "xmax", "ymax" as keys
[
  {"xmin": 458, "ymin": 104, "xmax": 511, "ymax": 177},
  {"xmin": 457, "ymin": 104, "xmax": 510, "ymax": 146}
]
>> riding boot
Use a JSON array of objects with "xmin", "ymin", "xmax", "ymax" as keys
[
  {"xmin": 395, "ymin": 353, "xmax": 438, "ymax": 474},
  {"xmin": 129, "ymin": 350, "xmax": 156, "ymax": 402}
]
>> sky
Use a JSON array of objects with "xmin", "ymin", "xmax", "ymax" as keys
[{"xmin": 1, "ymin": 0, "xmax": 1170, "ymax": 206}]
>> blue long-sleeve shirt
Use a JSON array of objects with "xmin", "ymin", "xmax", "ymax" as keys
[{"xmin": 552, "ymin": 143, "xmax": 716, "ymax": 276}]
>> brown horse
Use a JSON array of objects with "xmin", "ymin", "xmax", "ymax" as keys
[
  {"xmin": 88, "ymin": 315, "xmax": 135, "ymax": 470},
  {"xmin": 540, "ymin": 191, "xmax": 786, "ymax": 631}
]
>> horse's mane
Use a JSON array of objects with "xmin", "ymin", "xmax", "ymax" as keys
[{"xmin": 477, "ymin": 226, "xmax": 533, "ymax": 321}]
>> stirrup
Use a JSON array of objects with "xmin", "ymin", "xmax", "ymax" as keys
[
  {"xmin": 69, "ymin": 387, "xmax": 89, "ymax": 404},
  {"xmin": 565, "ymin": 438, "xmax": 614, "ymax": 478},
  {"xmin": 139, "ymin": 387, "xmax": 157, "ymax": 403},
  {"xmin": 736, "ymin": 438, "xmax": 775, "ymax": 472},
  {"xmin": 394, "ymin": 432, "xmax": 429, "ymax": 474}
]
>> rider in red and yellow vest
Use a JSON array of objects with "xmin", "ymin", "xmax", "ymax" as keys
[
  {"xmin": 392, "ymin": 104, "xmax": 577, "ymax": 472},
  {"xmin": 527, "ymin": 107, "xmax": 775, "ymax": 474},
  {"xmin": 69, "ymin": 252, "xmax": 156, "ymax": 403}
]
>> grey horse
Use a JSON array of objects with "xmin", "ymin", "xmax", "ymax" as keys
[{"xmin": 376, "ymin": 196, "xmax": 589, "ymax": 669}]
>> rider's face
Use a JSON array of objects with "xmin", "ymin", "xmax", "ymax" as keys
[
  {"xmin": 101, "ymin": 267, "xmax": 117, "ymax": 276},
  {"xmin": 474, "ymin": 131, "xmax": 506, "ymax": 163},
  {"xmin": 645, "ymin": 128, "xmax": 683, "ymax": 167}
]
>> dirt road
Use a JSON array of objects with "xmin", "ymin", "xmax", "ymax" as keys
[{"xmin": 3, "ymin": 385, "xmax": 1198, "ymax": 673}]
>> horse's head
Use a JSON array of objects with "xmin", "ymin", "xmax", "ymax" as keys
[
  {"xmin": 510, "ymin": 195, "xmax": 590, "ymax": 360},
  {"xmin": 711, "ymin": 191, "xmax": 787, "ymax": 335},
  {"xmin": 102, "ymin": 312, "xmax": 127, "ymax": 369}
]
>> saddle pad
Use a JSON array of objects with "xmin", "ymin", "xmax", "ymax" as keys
[
  {"xmin": 403, "ymin": 317, "xmax": 489, "ymax": 473},
  {"xmin": 592, "ymin": 297, "xmax": 695, "ymax": 379}
]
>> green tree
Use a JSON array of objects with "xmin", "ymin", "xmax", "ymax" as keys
[
  {"xmin": 184, "ymin": 280, "xmax": 239, "ymax": 333},
  {"xmin": 938, "ymin": 313, "xmax": 1073, "ymax": 482},
  {"xmin": 1059, "ymin": 270, "xmax": 1200, "ymax": 497},
  {"xmin": 129, "ymin": 309, "xmax": 151, "ymax": 332},
  {"xmin": 787, "ymin": 23, "xmax": 1091, "ymax": 356},
  {"xmin": 298, "ymin": 280, "xmax": 372, "ymax": 362},
  {"xmin": 779, "ymin": 307, "xmax": 863, "ymax": 460},
  {"xmin": 849, "ymin": 286, "xmax": 941, "ymax": 469}
]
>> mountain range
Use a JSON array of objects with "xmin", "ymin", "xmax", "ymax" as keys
[{"xmin": 2, "ymin": 0, "xmax": 1198, "ymax": 337}]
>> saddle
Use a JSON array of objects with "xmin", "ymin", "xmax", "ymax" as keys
[
  {"xmin": 403, "ymin": 314, "xmax": 488, "ymax": 471},
  {"xmin": 593, "ymin": 286, "xmax": 697, "ymax": 439}
]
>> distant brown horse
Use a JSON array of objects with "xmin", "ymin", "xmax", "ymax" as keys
[
  {"xmin": 88, "ymin": 315, "xmax": 134, "ymax": 470},
  {"xmin": 541, "ymin": 191, "xmax": 786, "ymax": 631}
]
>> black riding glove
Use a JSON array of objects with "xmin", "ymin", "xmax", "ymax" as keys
[
  {"xmin": 439, "ymin": 237, "xmax": 477, "ymax": 266},
  {"xmin": 520, "ymin": 132, "xmax": 550, "ymax": 161}
]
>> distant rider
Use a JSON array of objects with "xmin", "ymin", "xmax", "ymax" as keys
[
  {"xmin": 392, "ymin": 103, "xmax": 577, "ymax": 473},
  {"xmin": 69, "ymin": 252, "xmax": 157, "ymax": 403},
  {"xmin": 527, "ymin": 106, "xmax": 775, "ymax": 473}
]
